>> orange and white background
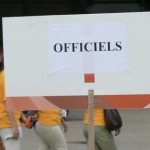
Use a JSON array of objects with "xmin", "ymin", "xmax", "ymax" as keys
[{"xmin": 2, "ymin": 12, "xmax": 150, "ymax": 110}]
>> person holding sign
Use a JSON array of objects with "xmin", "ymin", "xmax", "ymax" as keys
[
  {"xmin": 0, "ymin": 50, "xmax": 22, "ymax": 150},
  {"xmin": 83, "ymin": 108, "xmax": 117, "ymax": 150},
  {"xmin": 32, "ymin": 109, "xmax": 68, "ymax": 150}
]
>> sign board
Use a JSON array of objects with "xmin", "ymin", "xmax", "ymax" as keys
[{"xmin": 2, "ymin": 12, "xmax": 150, "ymax": 98}]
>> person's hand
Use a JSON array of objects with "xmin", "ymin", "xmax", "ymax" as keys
[
  {"xmin": 114, "ymin": 128, "xmax": 121, "ymax": 136},
  {"xmin": 62, "ymin": 122, "xmax": 68, "ymax": 133},
  {"xmin": 31, "ymin": 114, "xmax": 38, "ymax": 122},
  {"xmin": 20, "ymin": 114, "xmax": 26, "ymax": 123},
  {"xmin": 12, "ymin": 126, "xmax": 19, "ymax": 139}
]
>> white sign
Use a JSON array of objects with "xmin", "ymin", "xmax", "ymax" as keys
[
  {"xmin": 48, "ymin": 23, "xmax": 128, "ymax": 74},
  {"xmin": 2, "ymin": 12, "xmax": 150, "ymax": 96}
]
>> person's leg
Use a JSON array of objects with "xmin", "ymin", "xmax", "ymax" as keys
[
  {"xmin": 35, "ymin": 135, "xmax": 49, "ymax": 150},
  {"xmin": 0, "ymin": 127, "xmax": 22, "ymax": 150},
  {"xmin": 35, "ymin": 122, "xmax": 67, "ymax": 150},
  {"xmin": 83, "ymin": 124, "xmax": 102, "ymax": 150},
  {"xmin": 95, "ymin": 126, "xmax": 117, "ymax": 150},
  {"xmin": 34, "ymin": 123, "xmax": 49, "ymax": 150},
  {"xmin": 95, "ymin": 142, "xmax": 102, "ymax": 150},
  {"xmin": 48, "ymin": 126, "xmax": 67, "ymax": 150}
]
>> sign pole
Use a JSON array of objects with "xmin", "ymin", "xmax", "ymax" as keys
[{"xmin": 88, "ymin": 89, "xmax": 95, "ymax": 150}]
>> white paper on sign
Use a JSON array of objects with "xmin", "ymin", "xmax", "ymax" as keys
[{"xmin": 48, "ymin": 22, "xmax": 128, "ymax": 74}]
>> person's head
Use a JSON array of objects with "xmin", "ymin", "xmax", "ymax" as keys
[{"xmin": 0, "ymin": 48, "xmax": 4, "ymax": 72}]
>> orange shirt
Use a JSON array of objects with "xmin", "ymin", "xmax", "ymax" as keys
[
  {"xmin": 38, "ymin": 109, "xmax": 61, "ymax": 126},
  {"xmin": 0, "ymin": 70, "xmax": 21, "ymax": 128},
  {"xmin": 83, "ymin": 109, "xmax": 105, "ymax": 126}
]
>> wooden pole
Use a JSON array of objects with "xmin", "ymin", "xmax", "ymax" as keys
[{"xmin": 88, "ymin": 89, "xmax": 95, "ymax": 150}]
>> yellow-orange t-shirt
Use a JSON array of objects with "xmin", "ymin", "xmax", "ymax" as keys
[
  {"xmin": 38, "ymin": 109, "xmax": 61, "ymax": 126},
  {"xmin": 0, "ymin": 70, "xmax": 21, "ymax": 128},
  {"xmin": 83, "ymin": 109, "xmax": 105, "ymax": 126}
]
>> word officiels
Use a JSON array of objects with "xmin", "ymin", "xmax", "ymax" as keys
[{"xmin": 53, "ymin": 41, "xmax": 122, "ymax": 53}]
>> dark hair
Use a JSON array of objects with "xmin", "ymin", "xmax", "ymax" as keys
[{"xmin": 0, "ymin": 55, "xmax": 4, "ymax": 72}]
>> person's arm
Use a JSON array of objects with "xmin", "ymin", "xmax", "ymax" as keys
[
  {"xmin": 114, "ymin": 128, "xmax": 121, "ymax": 136},
  {"xmin": 30, "ymin": 110, "xmax": 39, "ymax": 122},
  {"xmin": 7, "ymin": 111, "xmax": 20, "ymax": 139},
  {"xmin": 20, "ymin": 111, "xmax": 38, "ymax": 129},
  {"xmin": 61, "ymin": 117, "xmax": 68, "ymax": 133}
]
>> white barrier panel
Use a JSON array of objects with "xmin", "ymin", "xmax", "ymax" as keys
[{"xmin": 2, "ymin": 12, "xmax": 150, "ymax": 96}]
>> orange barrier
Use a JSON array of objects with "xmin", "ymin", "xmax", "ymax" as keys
[
  {"xmin": 6, "ymin": 96, "xmax": 59, "ymax": 111},
  {"xmin": 5, "ymin": 94, "xmax": 150, "ymax": 111}
]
